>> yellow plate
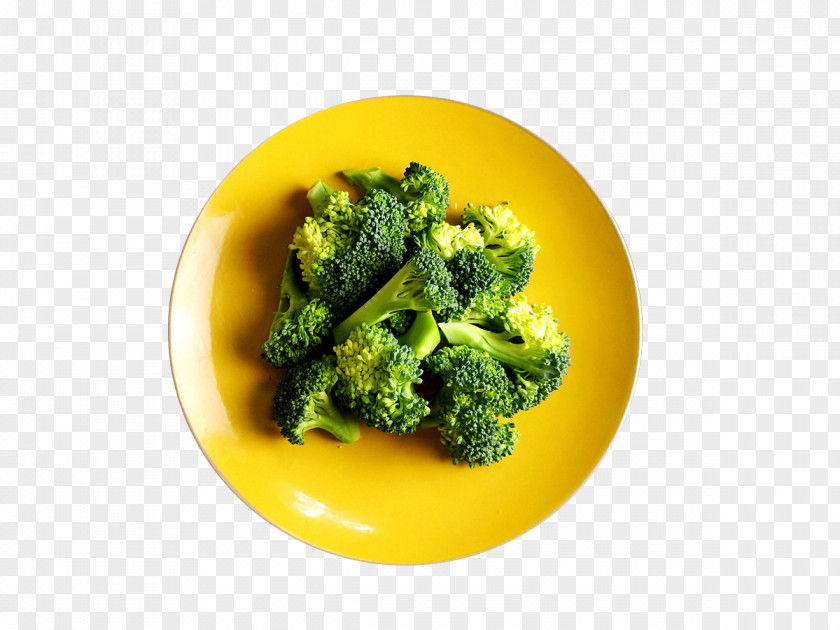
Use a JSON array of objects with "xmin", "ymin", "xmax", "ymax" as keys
[{"xmin": 169, "ymin": 96, "xmax": 641, "ymax": 564}]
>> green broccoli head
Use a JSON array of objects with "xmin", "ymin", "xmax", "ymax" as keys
[
  {"xmin": 424, "ymin": 345, "xmax": 516, "ymax": 419},
  {"xmin": 499, "ymin": 295, "xmax": 568, "ymax": 350},
  {"xmin": 272, "ymin": 355, "xmax": 360, "ymax": 445},
  {"xmin": 414, "ymin": 221, "xmax": 484, "ymax": 261},
  {"xmin": 438, "ymin": 294, "xmax": 571, "ymax": 411},
  {"xmin": 400, "ymin": 162, "xmax": 450, "ymax": 234},
  {"xmin": 262, "ymin": 251, "xmax": 335, "ymax": 368},
  {"xmin": 332, "ymin": 247, "xmax": 457, "ymax": 344},
  {"xmin": 291, "ymin": 183, "xmax": 407, "ymax": 319},
  {"xmin": 437, "ymin": 405, "xmax": 520, "ymax": 468},
  {"xmin": 306, "ymin": 181, "xmax": 356, "ymax": 227},
  {"xmin": 384, "ymin": 310, "xmax": 415, "ymax": 336},
  {"xmin": 440, "ymin": 248, "xmax": 505, "ymax": 322},
  {"xmin": 342, "ymin": 162, "xmax": 449, "ymax": 235},
  {"xmin": 461, "ymin": 203, "xmax": 538, "ymax": 296},
  {"xmin": 507, "ymin": 346, "xmax": 572, "ymax": 413},
  {"xmin": 495, "ymin": 296, "xmax": 571, "ymax": 410},
  {"xmin": 333, "ymin": 324, "xmax": 429, "ymax": 434},
  {"xmin": 438, "ymin": 293, "xmax": 570, "ymax": 379},
  {"xmin": 423, "ymin": 345, "xmax": 520, "ymax": 466}
]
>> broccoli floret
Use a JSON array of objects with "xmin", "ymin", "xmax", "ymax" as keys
[
  {"xmin": 506, "ymin": 348, "xmax": 572, "ymax": 412},
  {"xmin": 272, "ymin": 355, "xmax": 360, "ymax": 445},
  {"xmin": 438, "ymin": 294, "xmax": 571, "ymax": 409},
  {"xmin": 441, "ymin": 248, "xmax": 505, "ymax": 322},
  {"xmin": 437, "ymin": 406, "xmax": 519, "ymax": 468},
  {"xmin": 461, "ymin": 203, "xmax": 539, "ymax": 296},
  {"xmin": 424, "ymin": 345, "xmax": 516, "ymax": 418},
  {"xmin": 343, "ymin": 162, "xmax": 450, "ymax": 235},
  {"xmin": 262, "ymin": 251, "xmax": 334, "ymax": 368},
  {"xmin": 422, "ymin": 346, "xmax": 520, "ymax": 466},
  {"xmin": 332, "ymin": 247, "xmax": 457, "ymax": 344},
  {"xmin": 414, "ymin": 222, "xmax": 484, "ymax": 260},
  {"xmin": 306, "ymin": 181, "xmax": 354, "ymax": 224},
  {"xmin": 291, "ymin": 183, "xmax": 407, "ymax": 319},
  {"xmin": 333, "ymin": 324, "xmax": 429, "ymax": 434},
  {"xmin": 384, "ymin": 310, "xmax": 415, "ymax": 336},
  {"xmin": 438, "ymin": 321, "xmax": 566, "ymax": 379}
]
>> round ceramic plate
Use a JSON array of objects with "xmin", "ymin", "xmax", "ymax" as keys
[{"xmin": 169, "ymin": 96, "xmax": 641, "ymax": 564}]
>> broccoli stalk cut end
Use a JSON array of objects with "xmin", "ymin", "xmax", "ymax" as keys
[{"xmin": 397, "ymin": 310, "xmax": 440, "ymax": 359}]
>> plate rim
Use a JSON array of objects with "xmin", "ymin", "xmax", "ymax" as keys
[{"xmin": 167, "ymin": 94, "xmax": 644, "ymax": 565}]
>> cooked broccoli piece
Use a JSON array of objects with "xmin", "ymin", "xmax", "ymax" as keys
[
  {"xmin": 441, "ymin": 248, "xmax": 505, "ymax": 322},
  {"xmin": 272, "ymin": 355, "xmax": 360, "ymax": 445},
  {"xmin": 333, "ymin": 324, "xmax": 429, "ymax": 434},
  {"xmin": 422, "ymin": 346, "xmax": 520, "ymax": 466},
  {"xmin": 396, "ymin": 310, "xmax": 440, "ymax": 359},
  {"xmin": 414, "ymin": 222, "xmax": 484, "ymax": 260},
  {"xmin": 343, "ymin": 162, "xmax": 450, "ymax": 235},
  {"xmin": 306, "ymin": 181, "xmax": 352, "ymax": 222},
  {"xmin": 461, "ymin": 203, "xmax": 539, "ymax": 296},
  {"xmin": 438, "ymin": 294, "xmax": 571, "ymax": 409},
  {"xmin": 437, "ymin": 406, "xmax": 520, "ymax": 467},
  {"xmin": 438, "ymin": 321, "xmax": 566, "ymax": 378},
  {"xmin": 424, "ymin": 345, "xmax": 516, "ymax": 419},
  {"xmin": 505, "ymin": 348, "xmax": 572, "ymax": 413},
  {"xmin": 332, "ymin": 247, "xmax": 457, "ymax": 344},
  {"xmin": 291, "ymin": 183, "xmax": 407, "ymax": 319},
  {"xmin": 262, "ymin": 250, "xmax": 334, "ymax": 368},
  {"xmin": 410, "ymin": 221, "xmax": 505, "ymax": 322},
  {"xmin": 265, "ymin": 165, "xmax": 571, "ymax": 466},
  {"xmin": 384, "ymin": 310, "xmax": 415, "ymax": 336}
]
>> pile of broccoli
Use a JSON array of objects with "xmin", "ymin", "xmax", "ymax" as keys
[{"xmin": 263, "ymin": 162, "xmax": 571, "ymax": 467}]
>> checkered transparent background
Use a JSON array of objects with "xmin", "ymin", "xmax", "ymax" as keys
[{"xmin": 2, "ymin": 1, "xmax": 838, "ymax": 628}]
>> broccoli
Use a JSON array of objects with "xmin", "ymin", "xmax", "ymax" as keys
[
  {"xmin": 422, "ymin": 346, "xmax": 520, "ymax": 467},
  {"xmin": 438, "ymin": 294, "xmax": 571, "ymax": 409},
  {"xmin": 441, "ymin": 248, "xmax": 505, "ymax": 322},
  {"xmin": 396, "ymin": 310, "xmax": 440, "ymax": 360},
  {"xmin": 437, "ymin": 406, "xmax": 520, "ymax": 468},
  {"xmin": 333, "ymin": 324, "xmax": 429, "ymax": 434},
  {"xmin": 343, "ymin": 162, "xmax": 450, "ymax": 235},
  {"xmin": 263, "ymin": 165, "xmax": 571, "ymax": 467},
  {"xmin": 410, "ymin": 221, "xmax": 504, "ymax": 322},
  {"xmin": 291, "ymin": 183, "xmax": 407, "ymax": 319},
  {"xmin": 506, "ymin": 348, "xmax": 572, "ymax": 412},
  {"xmin": 262, "ymin": 250, "xmax": 334, "ymax": 368},
  {"xmin": 424, "ymin": 345, "xmax": 516, "ymax": 419},
  {"xmin": 384, "ymin": 310, "xmax": 415, "ymax": 336},
  {"xmin": 414, "ymin": 222, "xmax": 484, "ymax": 260},
  {"xmin": 438, "ymin": 321, "xmax": 566, "ymax": 379},
  {"xmin": 332, "ymin": 247, "xmax": 457, "ymax": 344},
  {"xmin": 272, "ymin": 355, "xmax": 360, "ymax": 445},
  {"xmin": 461, "ymin": 203, "xmax": 539, "ymax": 296}
]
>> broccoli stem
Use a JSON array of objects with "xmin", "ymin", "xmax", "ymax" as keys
[
  {"xmin": 438, "ymin": 322, "xmax": 562, "ymax": 378},
  {"xmin": 397, "ymin": 310, "xmax": 440, "ymax": 359},
  {"xmin": 342, "ymin": 167, "xmax": 405, "ymax": 201},
  {"xmin": 332, "ymin": 261, "xmax": 424, "ymax": 344},
  {"xmin": 269, "ymin": 250, "xmax": 309, "ymax": 333},
  {"xmin": 306, "ymin": 181, "xmax": 334, "ymax": 216},
  {"xmin": 307, "ymin": 392, "xmax": 361, "ymax": 443},
  {"xmin": 457, "ymin": 310, "xmax": 503, "ymax": 331}
]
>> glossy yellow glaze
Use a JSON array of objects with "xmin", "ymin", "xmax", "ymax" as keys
[{"xmin": 169, "ymin": 96, "xmax": 641, "ymax": 564}]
